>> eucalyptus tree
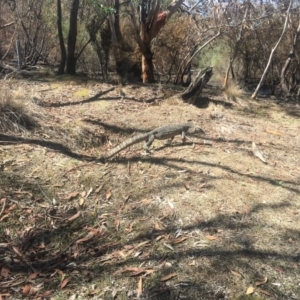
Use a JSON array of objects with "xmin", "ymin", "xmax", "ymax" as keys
[
  {"xmin": 129, "ymin": 0, "xmax": 185, "ymax": 83},
  {"xmin": 251, "ymin": 0, "xmax": 293, "ymax": 98},
  {"xmin": 56, "ymin": 0, "xmax": 112, "ymax": 75}
]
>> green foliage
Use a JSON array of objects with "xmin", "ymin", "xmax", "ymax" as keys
[{"xmin": 197, "ymin": 39, "xmax": 230, "ymax": 83}]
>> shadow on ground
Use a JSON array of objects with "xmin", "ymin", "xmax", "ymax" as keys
[{"xmin": 0, "ymin": 163, "xmax": 299, "ymax": 299}]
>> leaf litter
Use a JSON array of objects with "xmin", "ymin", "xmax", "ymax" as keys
[{"xmin": 0, "ymin": 79, "xmax": 299, "ymax": 299}]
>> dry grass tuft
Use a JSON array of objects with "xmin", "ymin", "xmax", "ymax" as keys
[
  {"xmin": 223, "ymin": 82, "xmax": 245, "ymax": 102},
  {"xmin": 59, "ymin": 125, "xmax": 108, "ymax": 148},
  {"xmin": 164, "ymin": 95, "xmax": 183, "ymax": 106},
  {"xmin": 0, "ymin": 87, "xmax": 40, "ymax": 133},
  {"xmin": 207, "ymin": 101, "xmax": 225, "ymax": 112}
]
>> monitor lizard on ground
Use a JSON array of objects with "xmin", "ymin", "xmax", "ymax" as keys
[{"xmin": 104, "ymin": 123, "xmax": 205, "ymax": 160}]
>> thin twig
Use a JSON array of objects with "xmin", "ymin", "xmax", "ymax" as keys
[
  {"xmin": 11, "ymin": 246, "xmax": 37, "ymax": 273},
  {"xmin": 36, "ymin": 182, "xmax": 52, "ymax": 203}
]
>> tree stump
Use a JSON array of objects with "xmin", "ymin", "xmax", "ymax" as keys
[{"xmin": 181, "ymin": 67, "xmax": 213, "ymax": 104}]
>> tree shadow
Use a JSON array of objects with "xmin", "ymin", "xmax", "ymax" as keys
[
  {"xmin": 0, "ymin": 133, "xmax": 98, "ymax": 161},
  {"xmin": 82, "ymin": 119, "xmax": 150, "ymax": 135},
  {"xmin": 1, "ymin": 165, "xmax": 299, "ymax": 299},
  {"xmin": 189, "ymin": 93, "xmax": 234, "ymax": 109},
  {"xmin": 109, "ymin": 156, "xmax": 300, "ymax": 194},
  {"xmin": 38, "ymin": 88, "xmax": 116, "ymax": 107}
]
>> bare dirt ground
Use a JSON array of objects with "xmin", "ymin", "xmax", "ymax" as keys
[{"xmin": 0, "ymin": 76, "xmax": 300, "ymax": 300}]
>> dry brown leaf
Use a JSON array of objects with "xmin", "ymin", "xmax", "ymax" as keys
[
  {"xmin": 64, "ymin": 191, "xmax": 79, "ymax": 201},
  {"xmin": 38, "ymin": 291, "xmax": 51, "ymax": 297},
  {"xmin": 0, "ymin": 203, "xmax": 16, "ymax": 221},
  {"xmin": 140, "ymin": 198, "xmax": 152, "ymax": 205},
  {"xmin": 106, "ymin": 190, "xmax": 112, "ymax": 200},
  {"xmin": 115, "ymin": 267, "xmax": 144, "ymax": 275},
  {"xmin": 1, "ymin": 266, "xmax": 9, "ymax": 278},
  {"xmin": 161, "ymin": 273, "xmax": 177, "ymax": 282},
  {"xmin": 0, "ymin": 214, "xmax": 10, "ymax": 222},
  {"xmin": 22, "ymin": 284, "xmax": 32, "ymax": 295},
  {"xmin": 274, "ymin": 266, "xmax": 285, "ymax": 273},
  {"xmin": 206, "ymin": 235, "xmax": 219, "ymax": 241},
  {"xmin": 255, "ymin": 276, "xmax": 268, "ymax": 286},
  {"xmin": 135, "ymin": 241, "xmax": 151, "ymax": 249},
  {"xmin": 79, "ymin": 198, "xmax": 85, "ymax": 206},
  {"xmin": 28, "ymin": 272, "xmax": 39, "ymax": 279},
  {"xmin": 76, "ymin": 232, "xmax": 95, "ymax": 244},
  {"xmin": 133, "ymin": 251, "xmax": 142, "ymax": 258},
  {"xmin": 12, "ymin": 246, "xmax": 23, "ymax": 258},
  {"xmin": 184, "ymin": 183, "xmax": 190, "ymax": 190},
  {"xmin": 86, "ymin": 187, "xmax": 93, "ymax": 198},
  {"xmin": 246, "ymin": 286, "xmax": 254, "ymax": 295},
  {"xmin": 131, "ymin": 269, "xmax": 147, "ymax": 276},
  {"xmin": 54, "ymin": 183, "xmax": 64, "ymax": 187},
  {"xmin": 67, "ymin": 211, "xmax": 81, "ymax": 222},
  {"xmin": 252, "ymin": 142, "xmax": 267, "ymax": 163},
  {"xmin": 57, "ymin": 270, "xmax": 65, "ymax": 276},
  {"xmin": 112, "ymin": 289, "xmax": 117, "ymax": 298},
  {"xmin": 126, "ymin": 221, "xmax": 135, "ymax": 232},
  {"xmin": 95, "ymin": 185, "xmax": 103, "ymax": 193},
  {"xmin": 172, "ymin": 236, "xmax": 187, "ymax": 244},
  {"xmin": 60, "ymin": 278, "xmax": 70, "ymax": 289},
  {"xmin": 137, "ymin": 277, "xmax": 142, "ymax": 296},
  {"xmin": 259, "ymin": 289, "xmax": 272, "ymax": 296},
  {"xmin": 114, "ymin": 219, "xmax": 120, "ymax": 231},
  {"xmin": 230, "ymin": 270, "xmax": 242, "ymax": 278},
  {"xmin": 138, "ymin": 216, "xmax": 150, "ymax": 221},
  {"xmin": 266, "ymin": 129, "xmax": 281, "ymax": 136},
  {"xmin": 46, "ymin": 152, "xmax": 55, "ymax": 158},
  {"xmin": 155, "ymin": 235, "xmax": 164, "ymax": 241}
]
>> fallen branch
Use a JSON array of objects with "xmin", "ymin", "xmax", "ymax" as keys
[{"xmin": 181, "ymin": 67, "xmax": 213, "ymax": 104}]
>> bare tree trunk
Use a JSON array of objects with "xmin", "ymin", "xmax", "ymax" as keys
[
  {"xmin": 66, "ymin": 0, "xmax": 79, "ymax": 75},
  {"xmin": 141, "ymin": 22, "xmax": 155, "ymax": 83},
  {"xmin": 106, "ymin": 0, "xmax": 125, "ymax": 84},
  {"xmin": 15, "ymin": 39, "xmax": 22, "ymax": 68},
  {"xmin": 280, "ymin": 18, "xmax": 300, "ymax": 94},
  {"xmin": 223, "ymin": 4, "xmax": 249, "ymax": 88},
  {"xmin": 57, "ymin": 0, "xmax": 66, "ymax": 75},
  {"xmin": 141, "ymin": 48, "xmax": 155, "ymax": 83},
  {"xmin": 130, "ymin": 0, "xmax": 184, "ymax": 83},
  {"xmin": 20, "ymin": 19, "xmax": 49, "ymax": 65},
  {"xmin": 114, "ymin": 0, "xmax": 122, "ymax": 42},
  {"xmin": 251, "ymin": 0, "xmax": 293, "ymax": 99}
]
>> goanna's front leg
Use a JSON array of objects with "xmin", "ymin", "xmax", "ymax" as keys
[
  {"xmin": 181, "ymin": 131, "xmax": 192, "ymax": 143},
  {"xmin": 144, "ymin": 134, "xmax": 155, "ymax": 152}
]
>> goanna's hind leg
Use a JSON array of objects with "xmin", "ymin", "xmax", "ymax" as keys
[{"xmin": 166, "ymin": 136, "xmax": 174, "ymax": 145}]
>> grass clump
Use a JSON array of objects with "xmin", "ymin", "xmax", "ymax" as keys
[
  {"xmin": 0, "ymin": 85, "xmax": 39, "ymax": 133},
  {"xmin": 223, "ymin": 81, "xmax": 245, "ymax": 102}
]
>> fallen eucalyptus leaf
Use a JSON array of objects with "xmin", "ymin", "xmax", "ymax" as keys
[{"xmin": 252, "ymin": 142, "xmax": 267, "ymax": 163}]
